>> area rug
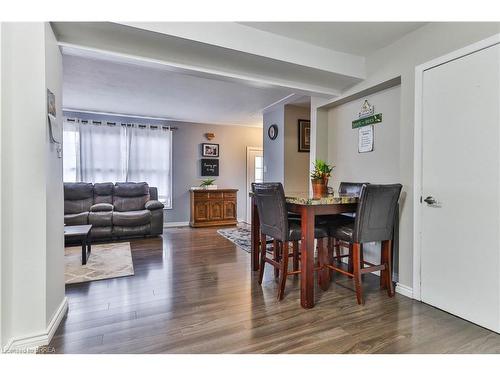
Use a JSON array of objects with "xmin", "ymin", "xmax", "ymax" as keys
[
  {"xmin": 217, "ymin": 226, "xmax": 272, "ymax": 253},
  {"xmin": 65, "ymin": 242, "xmax": 134, "ymax": 284}
]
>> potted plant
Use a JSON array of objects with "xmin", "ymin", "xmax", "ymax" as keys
[
  {"xmin": 199, "ymin": 178, "xmax": 217, "ymax": 190},
  {"xmin": 310, "ymin": 160, "xmax": 334, "ymax": 199}
]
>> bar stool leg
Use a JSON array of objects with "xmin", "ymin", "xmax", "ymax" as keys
[
  {"xmin": 380, "ymin": 242, "xmax": 387, "ymax": 290},
  {"xmin": 352, "ymin": 242, "xmax": 364, "ymax": 305},
  {"xmin": 327, "ymin": 237, "xmax": 334, "ymax": 278},
  {"xmin": 292, "ymin": 241, "xmax": 300, "ymax": 272},
  {"xmin": 348, "ymin": 243, "xmax": 353, "ymax": 277},
  {"xmin": 335, "ymin": 239, "xmax": 342, "ymax": 265},
  {"xmin": 360, "ymin": 243, "xmax": 365, "ymax": 280},
  {"xmin": 273, "ymin": 240, "xmax": 280, "ymax": 278},
  {"xmin": 383, "ymin": 240, "xmax": 395, "ymax": 297},
  {"xmin": 278, "ymin": 241, "xmax": 289, "ymax": 300},
  {"xmin": 258, "ymin": 233, "xmax": 268, "ymax": 285}
]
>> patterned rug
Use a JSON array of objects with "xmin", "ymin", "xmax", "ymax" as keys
[
  {"xmin": 65, "ymin": 242, "xmax": 134, "ymax": 284},
  {"xmin": 217, "ymin": 226, "xmax": 273, "ymax": 253}
]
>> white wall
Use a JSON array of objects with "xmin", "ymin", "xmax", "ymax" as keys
[
  {"xmin": 327, "ymin": 86, "xmax": 400, "ymax": 188},
  {"xmin": 316, "ymin": 22, "xmax": 500, "ymax": 290},
  {"xmin": 264, "ymin": 103, "xmax": 313, "ymax": 191},
  {"xmin": 1, "ymin": 22, "xmax": 65, "ymax": 351},
  {"xmin": 263, "ymin": 106, "xmax": 285, "ymax": 184},
  {"xmin": 44, "ymin": 23, "xmax": 65, "ymax": 328},
  {"xmin": 167, "ymin": 121, "xmax": 262, "ymax": 223},
  {"xmin": 327, "ymin": 85, "xmax": 401, "ymax": 272},
  {"xmin": 0, "ymin": 21, "xmax": 3, "ymax": 347},
  {"xmin": 284, "ymin": 104, "xmax": 310, "ymax": 193}
]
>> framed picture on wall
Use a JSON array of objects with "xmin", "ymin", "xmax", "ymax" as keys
[
  {"xmin": 202, "ymin": 143, "xmax": 220, "ymax": 157},
  {"xmin": 298, "ymin": 119, "xmax": 311, "ymax": 152},
  {"xmin": 201, "ymin": 159, "xmax": 219, "ymax": 176}
]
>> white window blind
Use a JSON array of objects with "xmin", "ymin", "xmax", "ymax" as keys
[{"xmin": 63, "ymin": 117, "xmax": 173, "ymax": 208}]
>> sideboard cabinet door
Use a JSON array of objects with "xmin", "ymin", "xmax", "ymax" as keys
[{"xmin": 223, "ymin": 201, "xmax": 236, "ymax": 220}]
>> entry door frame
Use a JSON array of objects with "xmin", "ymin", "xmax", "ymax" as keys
[
  {"xmin": 413, "ymin": 33, "xmax": 500, "ymax": 300},
  {"xmin": 246, "ymin": 146, "xmax": 264, "ymax": 224}
]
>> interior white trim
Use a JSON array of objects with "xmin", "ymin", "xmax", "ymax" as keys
[
  {"xmin": 413, "ymin": 33, "xmax": 500, "ymax": 302},
  {"xmin": 3, "ymin": 297, "xmax": 68, "ymax": 353},
  {"xmin": 163, "ymin": 221, "xmax": 189, "ymax": 228},
  {"xmin": 395, "ymin": 283, "xmax": 414, "ymax": 299}
]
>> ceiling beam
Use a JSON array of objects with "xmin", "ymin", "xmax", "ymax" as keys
[{"xmin": 120, "ymin": 22, "xmax": 366, "ymax": 80}]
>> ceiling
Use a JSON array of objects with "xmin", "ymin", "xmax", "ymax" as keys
[
  {"xmin": 62, "ymin": 53, "xmax": 294, "ymax": 127},
  {"xmin": 239, "ymin": 22, "xmax": 426, "ymax": 56},
  {"xmin": 59, "ymin": 22, "xmax": 427, "ymax": 126}
]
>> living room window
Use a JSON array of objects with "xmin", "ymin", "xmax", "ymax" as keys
[{"xmin": 63, "ymin": 117, "xmax": 173, "ymax": 208}]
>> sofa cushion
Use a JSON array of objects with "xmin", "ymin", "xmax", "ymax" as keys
[
  {"xmin": 91, "ymin": 226, "xmax": 113, "ymax": 238},
  {"xmin": 113, "ymin": 224, "xmax": 151, "ymax": 237},
  {"xmin": 113, "ymin": 209, "xmax": 151, "ymax": 227},
  {"xmin": 65, "ymin": 198, "xmax": 93, "ymax": 215},
  {"xmin": 114, "ymin": 182, "xmax": 149, "ymax": 197},
  {"xmin": 64, "ymin": 182, "xmax": 94, "ymax": 214},
  {"xmin": 93, "ymin": 182, "xmax": 114, "ymax": 204},
  {"xmin": 89, "ymin": 211, "xmax": 112, "ymax": 227},
  {"xmin": 113, "ymin": 182, "xmax": 150, "ymax": 212},
  {"xmin": 64, "ymin": 212, "xmax": 89, "ymax": 226},
  {"xmin": 90, "ymin": 203, "xmax": 113, "ymax": 212},
  {"xmin": 64, "ymin": 182, "xmax": 93, "ymax": 200}
]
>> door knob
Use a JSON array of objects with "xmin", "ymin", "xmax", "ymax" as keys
[{"xmin": 423, "ymin": 196, "xmax": 437, "ymax": 205}]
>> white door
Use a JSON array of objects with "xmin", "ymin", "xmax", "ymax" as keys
[
  {"xmin": 246, "ymin": 147, "xmax": 264, "ymax": 223},
  {"xmin": 420, "ymin": 44, "xmax": 500, "ymax": 332}
]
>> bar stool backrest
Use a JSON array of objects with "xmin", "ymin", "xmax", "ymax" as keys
[
  {"xmin": 353, "ymin": 184, "xmax": 402, "ymax": 243},
  {"xmin": 339, "ymin": 182, "xmax": 370, "ymax": 197},
  {"xmin": 251, "ymin": 182, "xmax": 289, "ymax": 242}
]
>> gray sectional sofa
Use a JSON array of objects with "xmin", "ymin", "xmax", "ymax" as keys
[{"xmin": 64, "ymin": 182, "xmax": 164, "ymax": 240}]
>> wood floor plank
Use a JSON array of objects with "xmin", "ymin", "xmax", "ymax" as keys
[{"xmin": 47, "ymin": 226, "xmax": 500, "ymax": 354}]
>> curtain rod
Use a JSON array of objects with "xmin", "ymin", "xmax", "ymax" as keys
[{"xmin": 63, "ymin": 108, "xmax": 178, "ymax": 129}]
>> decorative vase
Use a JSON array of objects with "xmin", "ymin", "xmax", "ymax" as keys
[{"xmin": 311, "ymin": 178, "xmax": 328, "ymax": 199}]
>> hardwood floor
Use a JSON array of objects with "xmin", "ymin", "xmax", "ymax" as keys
[{"xmin": 49, "ymin": 226, "xmax": 500, "ymax": 354}]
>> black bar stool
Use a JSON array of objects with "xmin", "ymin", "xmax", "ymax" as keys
[
  {"xmin": 325, "ymin": 183, "xmax": 402, "ymax": 304},
  {"xmin": 252, "ymin": 182, "xmax": 329, "ymax": 300}
]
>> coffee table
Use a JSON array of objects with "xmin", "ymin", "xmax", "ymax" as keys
[{"xmin": 64, "ymin": 224, "xmax": 92, "ymax": 265}]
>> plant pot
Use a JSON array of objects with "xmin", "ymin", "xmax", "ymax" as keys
[{"xmin": 311, "ymin": 179, "xmax": 328, "ymax": 199}]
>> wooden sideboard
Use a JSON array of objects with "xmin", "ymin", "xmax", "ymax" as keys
[{"xmin": 189, "ymin": 189, "xmax": 238, "ymax": 227}]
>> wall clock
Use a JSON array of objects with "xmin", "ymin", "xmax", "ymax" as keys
[{"xmin": 268, "ymin": 124, "xmax": 278, "ymax": 140}]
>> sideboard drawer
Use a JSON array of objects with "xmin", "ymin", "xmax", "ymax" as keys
[
  {"xmin": 193, "ymin": 192, "xmax": 209, "ymax": 200},
  {"xmin": 208, "ymin": 192, "xmax": 224, "ymax": 200},
  {"xmin": 223, "ymin": 192, "xmax": 237, "ymax": 200}
]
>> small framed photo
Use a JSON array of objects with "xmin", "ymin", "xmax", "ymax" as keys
[
  {"xmin": 202, "ymin": 143, "xmax": 220, "ymax": 157},
  {"xmin": 298, "ymin": 119, "xmax": 311, "ymax": 152}
]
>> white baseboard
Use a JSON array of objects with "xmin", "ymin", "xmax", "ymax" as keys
[
  {"xmin": 163, "ymin": 221, "xmax": 189, "ymax": 228},
  {"xmin": 395, "ymin": 283, "xmax": 413, "ymax": 299},
  {"xmin": 3, "ymin": 297, "xmax": 68, "ymax": 353}
]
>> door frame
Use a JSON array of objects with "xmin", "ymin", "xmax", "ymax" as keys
[
  {"xmin": 413, "ymin": 33, "xmax": 500, "ymax": 301},
  {"xmin": 246, "ymin": 146, "xmax": 263, "ymax": 223}
]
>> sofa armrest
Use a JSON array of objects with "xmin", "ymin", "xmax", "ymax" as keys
[
  {"xmin": 90, "ymin": 203, "xmax": 114, "ymax": 212},
  {"xmin": 145, "ymin": 200, "xmax": 164, "ymax": 211}
]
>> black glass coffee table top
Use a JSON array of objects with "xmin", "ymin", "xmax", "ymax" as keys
[{"xmin": 64, "ymin": 225, "xmax": 92, "ymax": 265}]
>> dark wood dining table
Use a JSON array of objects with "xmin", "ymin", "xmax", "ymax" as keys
[{"xmin": 250, "ymin": 193, "xmax": 358, "ymax": 309}]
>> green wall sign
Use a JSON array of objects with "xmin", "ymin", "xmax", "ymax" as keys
[{"xmin": 352, "ymin": 113, "xmax": 382, "ymax": 129}]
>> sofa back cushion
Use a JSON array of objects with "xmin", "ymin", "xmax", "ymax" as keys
[
  {"xmin": 113, "ymin": 182, "xmax": 150, "ymax": 212},
  {"xmin": 94, "ymin": 182, "xmax": 114, "ymax": 204},
  {"xmin": 64, "ymin": 182, "xmax": 94, "ymax": 214}
]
